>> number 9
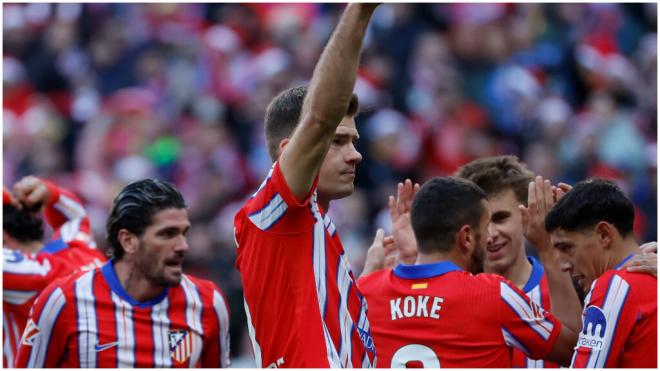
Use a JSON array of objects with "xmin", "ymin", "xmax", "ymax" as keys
[{"xmin": 390, "ymin": 344, "xmax": 440, "ymax": 368}]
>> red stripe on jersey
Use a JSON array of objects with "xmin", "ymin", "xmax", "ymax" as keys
[
  {"xmin": 132, "ymin": 307, "xmax": 156, "ymax": 367},
  {"xmin": 93, "ymin": 274, "xmax": 118, "ymax": 368}
]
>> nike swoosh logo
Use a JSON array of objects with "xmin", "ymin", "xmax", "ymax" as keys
[{"xmin": 94, "ymin": 341, "xmax": 119, "ymax": 352}]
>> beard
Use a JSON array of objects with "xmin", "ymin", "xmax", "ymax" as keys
[
  {"xmin": 134, "ymin": 240, "xmax": 183, "ymax": 287},
  {"xmin": 468, "ymin": 232, "xmax": 485, "ymax": 275}
]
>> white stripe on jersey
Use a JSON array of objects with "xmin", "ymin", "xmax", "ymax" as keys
[
  {"xmin": 323, "ymin": 214, "xmax": 336, "ymax": 236},
  {"xmin": 500, "ymin": 282, "xmax": 553, "ymax": 340},
  {"xmin": 181, "ymin": 276, "xmax": 204, "ymax": 366},
  {"xmin": 3, "ymin": 250, "xmax": 51, "ymax": 276},
  {"xmin": 248, "ymin": 193, "xmax": 288, "ymax": 231},
  {"xmin": 243, "ymin": 299, "xmax": 262, "ymax": 367},
  {"xmin": 4, "ymin": 290, "xmax": 39, "ymax": 305},
  {"xmin": 310, "ymin": 194, "xmax": 342, "ymax": 368},
  {"xmin": 27, "ymin": 287, "xmax": 66, "ymax": 367},
  {"xmin": 3, "ymin": 314, "xmax": 16, "ymax": 367},
  {"xmin": 251, "ymin": 167, "xmax": 275, "ymax": 198},
  {"xmin": 585, "ymin": 275, "xmax": 630, "ymax": 368},
  {"xmin": 75, "ymin": 270, "xmax": 98, "ymax": 368},
  {"xmin": 502, "ymin": 327, "xmax": 531, "ymax": 356},
  {"xmin": 151, "ymin": 297, "xmax": 172, "ymax": 368},
  {"xmin": 60, "ymin": 218, "xmax": 82, "ymax": 242},
  {"xmin": 213, "ymin": 291, "xmax": 231, "ymax": 367},
  {"xmin": 523, "ymin": 282, "xmax": 544, "ymax": 367},
  {"xmin": 337, "ymin": 254, "xmax": 354, "ymax": 367},
  {"xmin": 54, "ymin": 194, "xmax": 86, "ymax": 220},
  {"xmin": 111, "ymin": 292, "xmax": 135, "ymax": 368}
]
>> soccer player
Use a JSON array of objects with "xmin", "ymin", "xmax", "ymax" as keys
[
  {"xmin": 2, "ymin": 189, "xmax": 75, "ymax": 367},
  {"xmin": 545, "ymin": 179, "xmax": 657, "ymax": 368},
  {"xmin": 15, "ymin": 179, "xmax": 230, "ymax": 368},
  {"xmin": 455, "ymin": 156, "xmax": 582, "ymax": 367},
  {"xmin": 358, "ymin": 177, "xmax": 579, "ymax": 367},
  {"xmin": 233, "ymin": 3, "xmax": 380, "ymax": 367}
]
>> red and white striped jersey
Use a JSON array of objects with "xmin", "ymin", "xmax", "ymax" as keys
[
  {"xmin": 15, "ymin": 261, "xmax": 231, "ymax": 368},
  {"xmin": 511, "ymin": 256, "xmax": 558, "ymax": 368},
  {"xmin": 2, "ymin": 248, "xmax": 75, "ymax": 367},
  {"xmin": 234, "ymin": 162, "xmax": 376, "ymax": 368},
  {"xmin": 571, "ymin": 255, "xmax": 657, "ymax": 368},
  {"xmin": 357, "ymin": 261, "xmax": 562, "ymax": 368},
  {"xmin": 3, "ymin": 181, "xmax": 106, "ymax": 367}
]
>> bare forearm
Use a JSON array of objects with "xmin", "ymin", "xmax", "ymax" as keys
[
  {"xmin": 537, "ymin": 246, "xmax": 583, "ymax": 333},
  {"xmin": 301, "ymin": 4, "xmax": 375, "ymax": 131}
]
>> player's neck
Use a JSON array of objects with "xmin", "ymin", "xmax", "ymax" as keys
[
  {"xmin": 114, "ymin": 259, "xmax": 167, "ymax": 302},
  {"xmin": 605, "ymin": 236, "xmax": 641, "ymax": 272},
  {"xmin": 16, "ymin": 240, "xmax": 43, "ymax": 255},
  {"xmin": 499, "ymin": 248, "xmax": 532, "ymax": 289},
  {"xmin": 318, "ymin": 197, "xmax": 330, "ymax": 213},
  {"xmin": 416, "ymin": 250, "xmax": 462, "ymax": 268}
]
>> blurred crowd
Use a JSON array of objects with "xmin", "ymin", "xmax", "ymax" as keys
[{"xmin": 3, "ymin": 3, "xmax": 657, "ymax": 365}]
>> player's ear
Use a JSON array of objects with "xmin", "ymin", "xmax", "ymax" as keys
[
  {"xmin": 278, "ymin": 138, "xmax": 290, "ymax": 157},
  {"xmin": 594, "ymin": 221, "xmax": 615, "ymax": 250},
  {"xmin": 118, "ymin": 229, "xmax": 139, "ymax": 256},
  {"xmin": 457, "ymin": 224, "xmax": 473, "ymax": 254}
]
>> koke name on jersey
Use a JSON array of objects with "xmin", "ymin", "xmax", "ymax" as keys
[{"xmin": 390, "ymin": 295, "xmax": 444, "ymax": 320}]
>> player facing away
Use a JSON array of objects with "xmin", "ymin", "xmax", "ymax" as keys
[
  {"xmin": 233, "ymin": 3, "xmax": 380, "ymax": 368},
  {"xmin": 3, "ymin": 178, "xmax": 107, "ymax": 367},
  {"xmin": 2, "ymin": 188, "xmax": 76, "ymax": 367},
  {"xmin": 358, "ymin": 177, "xmax": 579, "ymax": 367},
  {"xmin": 455, "ymin": 156, "xmax": 582, "ymax": 368},
  {"xmin": 15, "ymin": 179, "xmax": 230, "ymax": 368},
  {"xmin": 546, "ymin": 179, "xmax": 657, "ymax": 368}
]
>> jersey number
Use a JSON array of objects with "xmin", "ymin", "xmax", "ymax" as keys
[{"xmin": 391, "ymin": 344, "xmax": 441, "ymax": 368}]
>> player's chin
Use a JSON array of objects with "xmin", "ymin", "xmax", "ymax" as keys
[{"xmin": 163, "ymin": 267, "xmax": 184, "ymax": 286}]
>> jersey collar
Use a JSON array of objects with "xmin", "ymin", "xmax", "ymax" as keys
[
  {"xmin": 522, "ymin": 256, "xmax": 545, "ymax": 293},
  {"xmin": 393, "ymin": 260, "xmax": 463, "ymax": 279},
  {"xmin": 101, "ymin": 260, "xmax": 170, "ymax": 308}
]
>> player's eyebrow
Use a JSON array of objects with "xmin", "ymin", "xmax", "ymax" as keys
[{"xmin": 334, "ymin": 132, "xmax": 360, "ymax": 141}]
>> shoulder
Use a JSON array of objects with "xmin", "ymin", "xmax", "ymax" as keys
[
  {"xmin": 181, "ymin": 274, "xmax": 226, "ymax": 300},
  {"xmin": 357, "ymin": 269, "xmax": 391, "ymax": 292}
]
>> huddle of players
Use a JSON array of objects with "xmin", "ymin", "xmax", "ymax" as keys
[{"xmin": 4, "ymin": 3, "xmax": 657, "ymax": 368}]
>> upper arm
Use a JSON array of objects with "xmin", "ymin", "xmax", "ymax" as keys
[
  {"xmin": 570, "ymin": 274, "xmax": 636, "ymax": 368},
  {"xmin": 15, "ymin": 285, "xmax": 69, "ymax": 368},
  {"xmin": 498, "ymin": 280, "xmax": 567, "ymax": 363},
  {"xmin": 278, "ymin": 114, "xmax": 337, "ymax": 201}
]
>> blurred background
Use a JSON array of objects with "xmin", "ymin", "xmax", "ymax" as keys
[{"xmin": 3, "ymin": 3, "xmax": 657, "ymax": 366}]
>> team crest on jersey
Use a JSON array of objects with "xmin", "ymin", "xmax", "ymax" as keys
[
  {"xmin": 20, "ymin": 319, "xmax": 41, "ymax": 346},
  {"xmin": 578, "ymin": 306, "xmax": 606, "ymax": 350},
  {"xmin": 169, "ymin": 329, "xmax": 193, "ymax": 364}
]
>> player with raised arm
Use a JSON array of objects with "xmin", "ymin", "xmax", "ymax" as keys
[
  {"xmin": 545, "ymin": 179, "xmax": 656, "ymax": 368},
  {"xmin": 2, "ymin": 188, "xmax": 75, "ymax": 367},
  {"xmin": 233, "ymin": 3, "xmax": 380, "ymax": 368},
  {"xmin": 455, "ymin": 156, "xmax": 581, "ymax": 368},
  {"xmin": 11, "ymin": 176, "xmax": 106, "ymax": 269},
  {"xmin": 358, "ymin": 177, "xmax": 579, "ymax": 367},
  {"xmin": 15, "ymin": 179, "xmax": 230, "ymax": 368}
]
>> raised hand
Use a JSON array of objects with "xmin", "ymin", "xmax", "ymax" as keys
[
  {"xmin": 519, "ymin": 176, "xmax": 555, "ymax": 256},
  {"xmin": 361, "ymin": 228, "xmax": 398, "ymax": 277},
  {"xmin": 13, "ymin": 176, "xmax": 50, "ymax": 211},
  {"xmin": 389, "ymin": 179, "xmax": 420, "ymax": 265},
  {"xmin": 621, "ymin": 241, "xmax": 657, "ymax": 277}
]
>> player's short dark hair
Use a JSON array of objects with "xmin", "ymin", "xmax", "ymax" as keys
[
  {"xmin": 3, "ymin": 204, "xmax": 44, "ymax": 243},
  {"xmin": 545, "ymin": 178, "xmax": 634, "ymax": 237},
  {"xmin": 264, "ymin": 85, "xmax": 360, "ymax": 162},
  {"xmin": 454, "ymin": 155, "xmax": 534, "ymax": 205},
  {"xmin": 106, "ymin": 179, "xmax": 186, "ymax": 260},
  {"xmin": 411, "ymin": 176, "xmax": 486, "ymax": 253}
]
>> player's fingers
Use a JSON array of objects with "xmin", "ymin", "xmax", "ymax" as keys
[
  {"xmin": 543, "ymin": 179, "xmax": 553, "ymax": 213},
  {"xmin": 388, "ymin": 195, "xmax": 397, "ymax": 219},
  {"xmin": 640, "ymin": 241, "xmax": 658, "ymax": 254},
  {"xmin": 397, "ymin": 182, "xmax": 405, "ymax": 215},
  {"xmin": 527, "ymin": 181, "xmax": 536, "ymax": 213},
  {"xmin": 557, "ymin": 182, "xmax": 573, "ymax": 193},
  {"xmin": 518, "ymin": 204, "xmax": 529, "ymax": 230},
  {"xmin": 371, "ymin": 228, "xmax": 385, "ymax": 247}
]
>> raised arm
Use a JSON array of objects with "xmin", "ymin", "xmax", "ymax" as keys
[
  {"xmin": 279, "ymin": 4, "xmax": 379, "ymax": 200},
  {"xmin": 519, "ymin": 176, "xmax": 582, "ymax": 333}
]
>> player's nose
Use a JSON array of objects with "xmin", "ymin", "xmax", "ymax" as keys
[
  {"xmin": 346, "ymin": 143, "xmax": 362, "ymax": 164},
  {"xmin": 174, "ymin": 235, "xmax": 189, "ymax": 253}
]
